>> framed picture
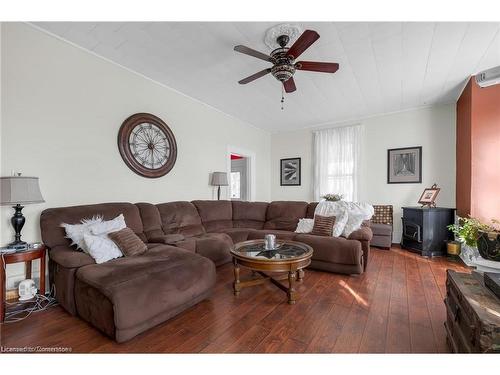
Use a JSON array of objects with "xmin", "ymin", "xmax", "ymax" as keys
[
  {"xmin": 418, "ymin": 184, "xmax": 440, "ymax": 207},
  {"xmin": 387, "ymin": 146, "xmax": 422, "ymax": 184},
  {"xmin": 280, "ymin": 157, "xmax": 301, "ymax": 186}
]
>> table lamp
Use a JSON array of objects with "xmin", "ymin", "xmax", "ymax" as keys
[
  {"xmin": 210, "ymin": 172, "xmax": 228, "ymax": 200},
  {"xmin": 1, "ymin": 175, "xmax": 45, "ymax": 248}
]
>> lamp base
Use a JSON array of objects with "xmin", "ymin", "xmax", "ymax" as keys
[{"xmin": 9, "ymin": 204, "xmax": 27, "ymax": 249}]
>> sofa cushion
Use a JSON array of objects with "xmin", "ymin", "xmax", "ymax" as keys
[
  {"xmin": 192, "ymin": 200, "xmax": 233, "ymax": 232},
  {"xmin": 370, "ymin": 223, "xmax": 393, "ymax": 237},
  {"xmin": 49, "ymin": 245, "xmax": 96, "ymax": 268},
  {"xmin": 135, "ymin": 203, "xmax": 164, "ymax": 240},
  {"xmin": 294, "ymin": 234, "xmax": 363, "ymax": 266},
  {"xmin": 306, "ymin": 202, "xmax": 318, "ymax": 219},
  {"xmin": 41, "ymin": 202, "xmax": 145, "ymax": 249},
  {"xmin": 247, "ymin": 229, "xmax": 296, "ymax": 241},
  {"xmin": 156, "ymin": 201, "xmax": 206, "ymax": 237},
  {"xmin": 193, "ymin": 232, "xmax": 233, "ymax": 266},
  {"xmin": 214, "ymin": 228, "xmax": 252, "ymax": 243},
  {"xmin": 74, "ymin": 245, "xmax": 215, "ymax": 340},
  {"xmin": 263, "ymin": 201, "xmax": 308, "ymax": 231},
  {"xmin": 231, "ymin": 201, "xmax": 268, "ymax": 229}
]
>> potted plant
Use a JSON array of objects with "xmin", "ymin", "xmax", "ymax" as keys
[
  {"xmin": 477, "ymin": 219, "xmax": 500, "ymax": 262},
  {"xmin": 448, "ymin": 217, "xmax": 500, "ymax": 262},
  {"xmin": 321, "ymin": 193, "xmax": 343, "ymax": 202}
]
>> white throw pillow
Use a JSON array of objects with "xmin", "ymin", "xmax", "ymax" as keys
[
  {"xmin": 295, "ymin": 218, "xmax": 314, "ymax": 233},
  {"xmin": 61, "ymin": 216, "xmax": 103, "ymax": 253},
  {"xmin": 89, "ymin": 214, "xmax": 126, "ymax": 236},
  {"xmin": 83, "ymin": 233, "xmax": 123, "ymax": 264}
]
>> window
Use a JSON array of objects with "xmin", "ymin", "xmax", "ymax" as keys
[
  {"xmin": 313, "ymin": 125, "xmax": 362, "ymax": 201},
  {"xmin": 230, "ymin": 172, "xmax": 241, "ymax": 199}
]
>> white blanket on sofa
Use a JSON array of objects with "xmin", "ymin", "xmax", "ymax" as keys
[{"xmin": 315, "ymin": 201, "xmax": 374, "ymax": 237}]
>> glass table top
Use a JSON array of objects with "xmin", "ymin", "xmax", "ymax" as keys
[{"xmin": 232, "ymin": 241, "xmax": 312, "ymax": 261}]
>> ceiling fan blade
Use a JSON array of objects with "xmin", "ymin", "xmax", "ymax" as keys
[
  {"xmin": 283, "ymin": 77, "xmax": 297, "ymax": 93},
  {"xmin": 234, "ymin": 45, "xmax": 273, "ymax": 62},
  {"xmin": 238, "ymin": 68, "xmax": 272, "ymax": 84},
  {"xmin": 295, "ymin": 61, "xmax": 339, "ymax": 73},
  {"xmin": 286, "ymin": 30, "xmax": 320, "ymax": 59}
]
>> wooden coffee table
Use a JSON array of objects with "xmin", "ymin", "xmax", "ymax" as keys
[{"xmin": 230, "ymin": 239, "xmax": 313, "ymax": 304}]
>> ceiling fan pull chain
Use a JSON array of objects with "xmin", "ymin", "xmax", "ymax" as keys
[{"xmin": 281, "ymin": 85, "xmax": 285, "ymax": 110}]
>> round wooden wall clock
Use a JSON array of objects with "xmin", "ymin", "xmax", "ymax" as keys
[{"xmin": 117, "ymin": 113, "xmax": 177, "ymax": 178}]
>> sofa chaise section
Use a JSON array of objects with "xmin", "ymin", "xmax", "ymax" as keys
[
  {"xmin": 74, "ymin": 244, "xmax": 215, "ymax": 343},
  {"xmin": 40, "ymin": 202, "xmax": 216, "ymax": 342}
]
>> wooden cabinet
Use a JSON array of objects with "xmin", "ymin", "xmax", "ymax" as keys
[
  {"xmin": 401, "ymin": 207, "xmax": 455, "ymax": 257},
  {"xmin": 444, "ymin": 270, "xmax": 500, "ymax": 353}
]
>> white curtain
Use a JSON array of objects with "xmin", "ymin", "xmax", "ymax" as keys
[{"xmin": 313, "ymin": 125, "xmax": 362, "ymax": 202}]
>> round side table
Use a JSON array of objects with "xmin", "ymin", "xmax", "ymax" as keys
[{"xmin": 0, "ymin": 245, "xmax": 47, "ymax": 323}]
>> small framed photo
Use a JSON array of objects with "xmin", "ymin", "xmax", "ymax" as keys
[
  {"xmin": 387, "ymin": 146, "xmax": 422, "ymax": 184},
  {"xmin": 418, "ymin": 184, "xmax": 440, "ymax": 207},
  {"xmin": 280, "ymin": 157, "xmax": 301, "ymax": 186}
]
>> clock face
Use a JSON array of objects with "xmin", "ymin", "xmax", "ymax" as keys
[
  {"xmin": 129, "ymin": 123, "xmax": 170, "ymax": 169},
  {"xmin": 118, "ymin": 113, "xmax": 177, "ymax": 178}
]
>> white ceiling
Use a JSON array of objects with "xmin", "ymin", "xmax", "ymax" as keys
[{"xmin": 33, "ymin": 22, "xmax": 500, "ymax": 132}]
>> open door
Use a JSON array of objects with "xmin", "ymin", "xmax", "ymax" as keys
[{"xmin": 230, "ymin": 154, "xmax": 249, "ymax": 201}]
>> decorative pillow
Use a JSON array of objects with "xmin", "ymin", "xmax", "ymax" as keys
[
  {"xmin": 89, "ymin": 214, "xmax": 126, "ymax": 236},
  {"xmin": 311, "ymin": 215, "xmax": 336, "ymax": 236},
  {"xmin": 314, "ymin": 201, "xmax": 349, "ymax": 237},
  {"xmin": 108, "ymin": 228, "xmax": 147, "ymax": 257},
  {"xmin": 61, "ymin": 216, "xmax": 103, "ymax": 253},
  {"xmin": 83, "ymin": 233, "xmax": 123, "ymax": 264},
  {"xmin": 295, "ymin": 218, "xmax": 314, "ymax": 233}
]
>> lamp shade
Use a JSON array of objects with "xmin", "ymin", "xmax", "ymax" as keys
[
  {"xmin": 0, "ymin": 176, "xmax": 45, "ymax": 205},
  {"xmin": 210, "ymin": 172, "xmax": 228, "ymax": 186}
]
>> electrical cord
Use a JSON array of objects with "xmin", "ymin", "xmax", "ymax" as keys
[{"xmin": 3, "ymin": 284, "xmax": 58, "ymax": 323}]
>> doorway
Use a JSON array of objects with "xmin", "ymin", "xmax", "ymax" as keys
[{"xmin": 230, "ymin": 154, "xmax": 248, "ymax": 201}]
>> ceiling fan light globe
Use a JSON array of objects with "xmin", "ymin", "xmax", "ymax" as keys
[{"xmin": 271, "ymin": 64, "xmax": 295, "ymax": 82}]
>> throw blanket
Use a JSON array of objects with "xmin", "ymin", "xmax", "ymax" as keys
[{"xmin": 315, "ymin": 201, "xmax": 374, "ymax": 237}]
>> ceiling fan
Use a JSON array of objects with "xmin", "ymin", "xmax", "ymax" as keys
[{"xmin": 234, "ymin": 29, "xmax": 339, "ymax": 95}]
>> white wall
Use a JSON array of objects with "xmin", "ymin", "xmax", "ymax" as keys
[
  {"xmin": 0, "ymin": 23, "xmax": 271, "ymax": 288},
  {"xmin": 272, "ymin": 104, "xmax": 457, "ymax": 242}
]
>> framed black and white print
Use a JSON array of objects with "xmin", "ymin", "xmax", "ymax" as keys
[
  {"xmin": 280, "ymin": 157, "xmax": 301, "ymax": 186},
  {"xmin": 387, "ymin": 146, "xmax": 422, "ymax": 184}
]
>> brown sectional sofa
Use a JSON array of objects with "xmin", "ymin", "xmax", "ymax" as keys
[{"xmin": 40, "ymin": 200, "xmax": 372, "ymax": 343}]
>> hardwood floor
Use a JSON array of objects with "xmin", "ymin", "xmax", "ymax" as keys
[{"xmin": 0, "ymin": 248, "xmax": 469, "ymax": 353}]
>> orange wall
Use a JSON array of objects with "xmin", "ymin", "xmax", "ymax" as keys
[
  {"xmin": 456, "ymin": 80, "xmax": 472, "ymax": 217},
  {"xmin": 456, "ymin": 77, "xmax": 500, "ymax": 222}
]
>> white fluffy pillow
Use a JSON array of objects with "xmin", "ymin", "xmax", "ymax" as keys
[
  {"xmin": 83, "ymin": 233, "xmax": 123, "ymax": 264},
  {"xmin": 82, "ymin": 214, "xmax": 127, "ymax": 264},
  {"xmin": 61, "ymin": 216, "xmax": 103, "ymax": 253},
  {"xmin": 89, "ymin": 214, "xmax": 126, "ymax": 236},
  {"xmin": 295, "ymin": 218, "xmax": 314, "ymax": 233}
]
